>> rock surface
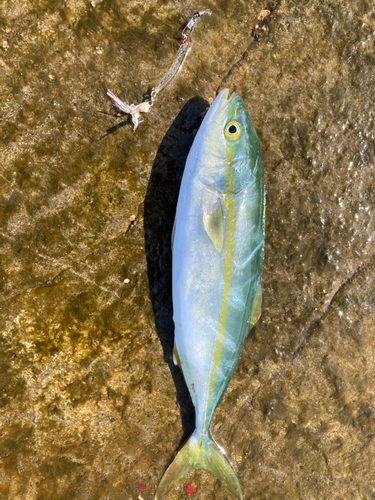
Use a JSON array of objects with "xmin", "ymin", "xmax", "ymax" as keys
[{"xmin": 1, "ymin": 0, "xmax": 375, "ymax": 499}]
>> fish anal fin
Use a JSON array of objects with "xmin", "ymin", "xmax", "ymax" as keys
[
  {"xmin": 173, "ymin": 342, "xmax": 182, "ymax": 369},
  {"xmin": 203, "ymin": 200, "xmax": 224, "ymax": 252},
  {"xmin": 171, "ymin": 217, "xmax": 176, "ymax": 253}
]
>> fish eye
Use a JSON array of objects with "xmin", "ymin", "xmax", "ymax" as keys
[{"xmin": 225, "ymin": 120, "xmax": 241, "ymax": 140}]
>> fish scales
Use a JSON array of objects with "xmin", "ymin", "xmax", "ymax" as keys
[{"xmin": 156, "ymin": 89, "xmax": 265, "ymax": 500}]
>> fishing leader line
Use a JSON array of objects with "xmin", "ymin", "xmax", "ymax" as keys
[{"xmin": 106, "ymin": 9, "xmax": 212, "ymax": 132}]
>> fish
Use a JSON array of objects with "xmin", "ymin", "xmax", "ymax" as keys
[{"xmin": 155, "ymin": 89, "xmax": 265, "ymax": 499}]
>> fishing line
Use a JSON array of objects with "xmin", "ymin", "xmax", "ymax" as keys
[{"xmin": 106, "ymin": 9, "xmax": 212, "ymax": 132}]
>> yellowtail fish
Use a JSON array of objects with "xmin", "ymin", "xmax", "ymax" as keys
[{"xmin": 156, "ymin": 89, "xmax": 265, "ymax": 499}]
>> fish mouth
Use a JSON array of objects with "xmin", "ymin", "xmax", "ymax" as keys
[
  {"xmin": 215, "ymin": 88, "xmax": 231, "ymax": 106},
  {"xmin": 207, "ymin": 89, "xmax": 237, "ymax": 125},
  {"xmin": 196, "ymin": 89, "xmax": 236, "ymax": 130}
]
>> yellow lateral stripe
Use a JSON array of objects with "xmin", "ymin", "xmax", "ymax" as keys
[{"xmin": 207, "ymin": 145, "xmax": 236, "ymax": 408}]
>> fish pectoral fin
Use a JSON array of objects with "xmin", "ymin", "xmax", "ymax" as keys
[
  {"xmin": 203, "ymin": 199, "xmax": 225, "ymax": 252},
  {"xmin": 248, "ymin": 282, "xmax": 262, "ymax": 330}
]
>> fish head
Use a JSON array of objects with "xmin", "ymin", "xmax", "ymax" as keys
[{"xmin": 189, "ymin": 89, "xmax": 261, "ymax": 195}]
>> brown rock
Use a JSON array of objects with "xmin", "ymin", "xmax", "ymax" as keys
[{"xmin": 1, "ymin": 0, "xmax": 374, "ymax": 498}]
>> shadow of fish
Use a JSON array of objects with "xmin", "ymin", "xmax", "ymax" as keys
[{"xmin": 156, "ymin": 89, "xmax": 265, "ymax": 500}]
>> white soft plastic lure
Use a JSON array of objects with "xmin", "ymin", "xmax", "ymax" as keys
[{"xmin": 156, "ymin": 89, "xmax": 265, "ymax": 499}]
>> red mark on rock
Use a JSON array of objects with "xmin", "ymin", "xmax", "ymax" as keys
[
  {"xmin": 191, "ymin": 383, "xmax": 195, "ymax": 393},
  {"xmin": 26, "ymin": 100, "xmax": 33, "ymax": 105},
  {"xmin": 138, "ymin": 482, "xmax": 146, "ymax": 490},
  {"xmin": 186, "ymin": 483, "xmax": 195, "ymax": 494},
  {"xmin": 70, "ymin": 121, "xmax": 75, "ymax": 126}
]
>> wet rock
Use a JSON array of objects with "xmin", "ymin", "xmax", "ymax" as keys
[{"xmin": 1, "ymin": 0, "xmax": 374, "ymax": 499}]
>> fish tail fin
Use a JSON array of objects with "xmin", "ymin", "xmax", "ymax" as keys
[{"xmin": 155, "ymin": 430, "xmax": 242, "ymax": 500}]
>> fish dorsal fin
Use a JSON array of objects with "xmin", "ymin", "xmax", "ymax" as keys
[
  {"xmin": 203, "ymin": 200, "xmax": 224, "ymax": 252},
  {"xmin": 249, "ymin": 282, "xmax": 262, "ymax": 330}
]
